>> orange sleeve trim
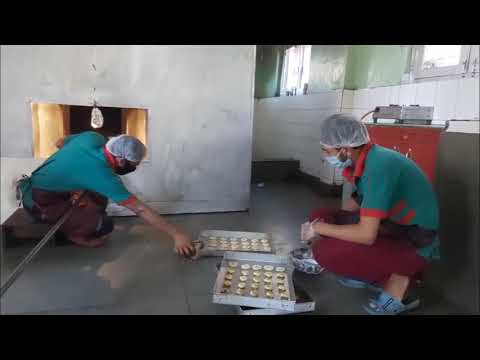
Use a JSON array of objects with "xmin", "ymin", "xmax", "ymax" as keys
[
  {"xmin": 398, "ymin": 209, "xmax": 416, "ymax": 225},
  {"xmin": 119, "ymin": 195, "xmax": 138, "ymax": 207},
  {"xmin": 360, "ymin": 208, "xmax": 387, "ymax": 218},
  {"xmin": 388, "ymin": 200, "xmax": 407, "ymax": 218}
]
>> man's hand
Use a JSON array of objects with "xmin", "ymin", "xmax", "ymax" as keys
[
  {"xmin": 301, "ymin": 219, "xmax": 320, "ymax": 245},
  {"xmin": 70, "ymin": 191, "xmax": 87, "ymax": 207},
  {"xmin": 173, "ymin": 231, "xmax": 195, "ymax": 258},
  {"xmin": 125, "ymin": 199, "xmax": 196, "ymax": 258}
]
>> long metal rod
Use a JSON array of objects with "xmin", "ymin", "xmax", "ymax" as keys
[{"xmin": 1, "ymin": 194, "xmax": 84, "ymax": 298}]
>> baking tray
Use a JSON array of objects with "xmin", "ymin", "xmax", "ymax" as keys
[
  {"xmin": 235, "ymin": 285, "xmax": 315, "ymax": 315},
  {"xmin": 194, "ymin": 230, "xmax": 273, "ymax": 258},
  {"xmin": 212, "ymin": 251, "xmax": 296, "ymax": 311}
]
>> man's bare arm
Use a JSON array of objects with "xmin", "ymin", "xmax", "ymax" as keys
[
  {"xmin": 124, "ymin": 199, "xmax": 194, "ymax": 256},
  {"xmin": 313, "ymin": 216, "xmax": 381, "ymax": 245}
]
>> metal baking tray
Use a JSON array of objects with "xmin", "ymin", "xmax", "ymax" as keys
[
  {"xmin": 235, "ymin": 285, "xmax": 315, "ymax": 315},
  {"xmin": 212, "ymin": 251, "xmax": 296, "ymax": 311},
  {"xmin": 194, "ymin": 230, "xmax": 273, "ymax": 258}
]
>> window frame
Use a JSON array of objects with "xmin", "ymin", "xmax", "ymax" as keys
[
  {"xmin": 280, "ymin": 45, "xmax": 312, "ymax": 96},
  {"xmin": 413, "ymin": 45, "xmax": 472, "ymax": 80}
]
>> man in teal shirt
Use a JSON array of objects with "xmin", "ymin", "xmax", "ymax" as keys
[
  {"xmin": 301, "ymin": 114, "xmax": 440, "ymax": 315},
  {"xmin": 19, "ymin": 131, "xmax": 194, "ymax": 257}
]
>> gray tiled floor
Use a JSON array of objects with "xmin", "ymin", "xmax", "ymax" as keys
[{"xmin": 0, "ymin": 181, "xmax": 468, "ymax": 315}]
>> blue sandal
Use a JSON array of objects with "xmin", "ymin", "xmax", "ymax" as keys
[
  {"xmin": 363, "ymin": 291, "xmax": 420, "ymax": 315},
  {"xmin": 337, "ymin": 277, "xmax": 382, "ymax": 292}
]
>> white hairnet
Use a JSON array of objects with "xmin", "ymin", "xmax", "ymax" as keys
[
  {"xmin": 318, "ymin": 113, "xmax": 370, "ymax": 148},
  {"xmin": 106, "ymin": 135, "xmax": 146, "ymax": 162}
]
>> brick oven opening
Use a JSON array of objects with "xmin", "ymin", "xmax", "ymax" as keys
[{"xmin": 31, "ymin": 103, "xmax": 147, "ymax": 159}]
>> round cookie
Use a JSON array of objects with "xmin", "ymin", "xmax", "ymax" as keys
[{"xmin": 236, "ymin": 288, "xmax": 245, "ymax": 296}]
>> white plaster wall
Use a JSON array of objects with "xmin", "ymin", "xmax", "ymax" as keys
[
  {"xmin": 253, "ymin": 90, "xmax": 346, "ymax": 184},
  {"xmin": 1, "ymin": 45, "xmax": 256, "ymax": 222}
]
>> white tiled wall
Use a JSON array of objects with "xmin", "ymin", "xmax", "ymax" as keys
[
  {"xmin": 253, "ymin": 77, "xmax": 479, "ymax": 185},
  {"xmin": 346, "ymin": 77, "xmax": 480, "ymax": 125}
]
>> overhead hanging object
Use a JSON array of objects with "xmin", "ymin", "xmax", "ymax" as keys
[
  {"xmin": 91, "ymin": 101, "xmax": 104, "ymax": 129},
  {"xmin": 90, "ymin": 50, "xmax": 103, "ymax": 129}
]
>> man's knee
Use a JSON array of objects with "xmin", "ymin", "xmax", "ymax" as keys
[{"xmin": 311, "ymin": 237, "xmax": 354, "ymax": 270}]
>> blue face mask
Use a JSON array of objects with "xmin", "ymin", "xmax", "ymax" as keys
[{"xmin": 325, "ymin": 155, "xmax": 352, "ymax": 169}]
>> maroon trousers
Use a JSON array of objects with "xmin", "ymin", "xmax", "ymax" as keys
[
  {"xmin": 25, "ymin": 189, "xmax": 113, "ymax": 246},
  {"xmin": 309, "ymin": 208, "xmax": 428, "ymax": 286}
]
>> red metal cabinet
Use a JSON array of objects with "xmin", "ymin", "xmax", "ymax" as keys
[{"xmin": 366, "ymin": 125, "xmax": 443, "ymax": 184}]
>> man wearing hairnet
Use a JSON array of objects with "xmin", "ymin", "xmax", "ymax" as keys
[
  {"xmin": 300, "ymin": 113, "xmax": 439, "ymax": 315},
  {"xmin": 18, "ymin": 131, "xmax": 194, "ymax": 257}
]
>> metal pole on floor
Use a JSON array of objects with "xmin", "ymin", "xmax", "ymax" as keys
[{"xmin": 0, "ymin": 192, "xmax": 84, "ymax": 298}]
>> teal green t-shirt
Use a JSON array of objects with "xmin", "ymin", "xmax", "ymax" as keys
[
  {"xmin": 345, "ymin": 144, "xmax": 440, "ymax": 260},
  {"xmin": 21, "ymin": 132, "xmax": 133, "ymax": 208}
]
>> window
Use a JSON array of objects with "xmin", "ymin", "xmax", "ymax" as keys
[
  {"xmin": 413, "ymin": 45, "xmax": 474, "ymax": 79},
  {"xmin": 31, "ymin": 103, "xmax": 148, "ymax": 159},
  {"xmin": 280, "ymin": 45, "xmax": 311, "ymax": 96}
]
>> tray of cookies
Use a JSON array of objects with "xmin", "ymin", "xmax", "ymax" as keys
[
  {"xmin": 194, "ymin": 230, "xmax": 273, "ymax": 257},
  {"xmin": 212, "ymin": 251, "xmax": 296, "ymax": 311}
]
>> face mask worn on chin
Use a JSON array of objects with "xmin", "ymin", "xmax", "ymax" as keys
[
  {"xmin": 116, "ymin": 162, "xmax": 137, "ymax": 175},
  {"xmin": 325, "ymin": 155, "xmax": 352, "ymax": 169}
]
